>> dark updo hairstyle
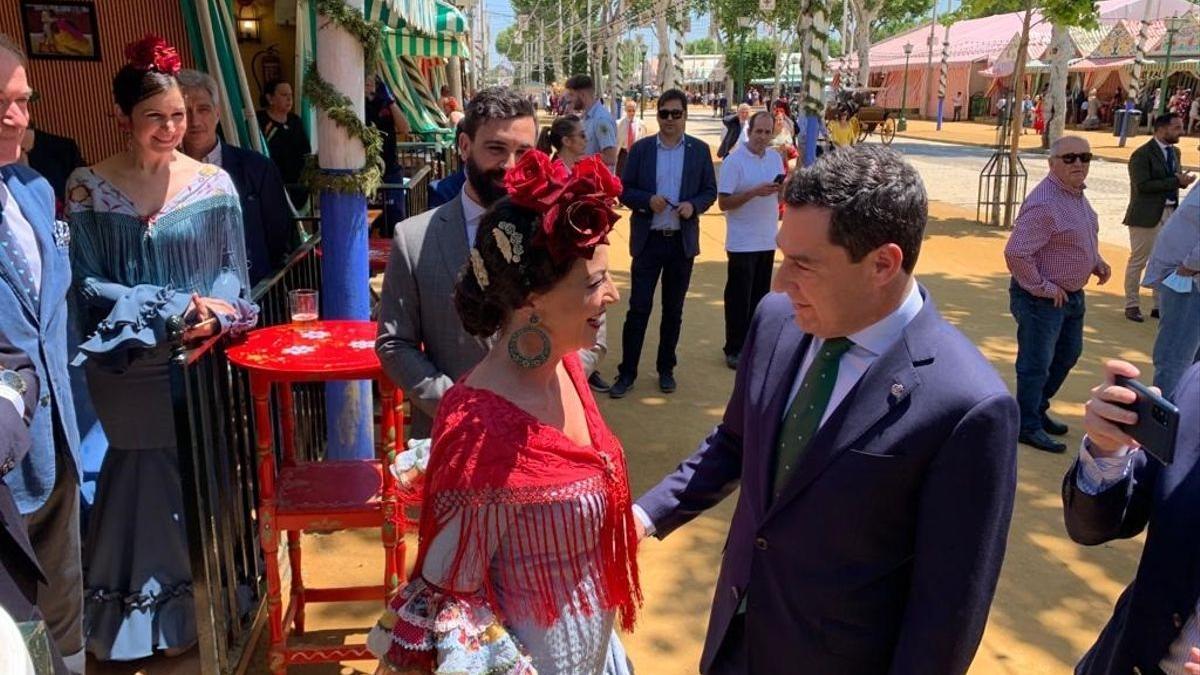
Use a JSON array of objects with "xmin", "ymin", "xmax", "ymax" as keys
[
  {"xmin": 113, "ymin": 65, "xmax": 178, "ymax": 116},
  {"xmin": 260, "ymin": 78, "xmax": 290, "ymax": 108},
  {"xmin": 535, "ymin": 114, "xmax": 582, "ymax": 156},
  {"xmin": 454, "ymin": 198, "xmax": 578, "ymax": 338}
]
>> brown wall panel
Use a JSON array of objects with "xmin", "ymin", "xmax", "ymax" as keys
[{"xmin": 0, "ymin": 0, "xmax": 195, "ymax": 165}]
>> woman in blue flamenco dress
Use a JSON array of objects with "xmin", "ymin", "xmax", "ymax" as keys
[{"xmin": 65, "ymin": 35, "xmax": 257, "ymax": 661}]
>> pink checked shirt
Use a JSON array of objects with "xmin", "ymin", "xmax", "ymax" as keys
[{"xmin": 1005, "ymin": 173, "xmax": 1103, "ymax": 297}]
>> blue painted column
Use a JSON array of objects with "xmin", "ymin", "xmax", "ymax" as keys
[
  {"xmin": 936, "ymin": 98, "xmax": 945, "ymax": 130},
  {"xmin": 320, "ymin": 186, "xmax": 372, "ymax": 460},
  {"xmin": 804, "ymin": 115, "xmax": 821, "ymax": 167},
  {"xmin": 1118, "ymin": 99, "xmax": 1134, "ymax": 148}
]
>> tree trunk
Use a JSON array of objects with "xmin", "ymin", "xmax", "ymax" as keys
[
  {"xmin": 655, "ymin": 2, "xmax": 672, "ymax": 90},
  {"xmin": 1005, "ymin": 3, "xmax": 1033, "ymax": 228},
  {"xmin": 1047, "ymin": 22, "xmax": 1071, "ymax": 143},
  {"xmin": 850, "ymin": 0, "xmax": 875, "ymax": 87}
]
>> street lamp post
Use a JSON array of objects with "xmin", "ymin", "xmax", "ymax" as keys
[
  {"xmin": 638, "ymin": 38, "xmax": 648, "ymax": 120},
  {"xmin": 737, "ymin": 16, "xmax": 753, "ymax": 105},
  {"xmin": 1157, "ymin": 16, "xmax": 1182, "ymax": 116},
  {"xmin": 899, "ymin": 42, "xmax": 913, "ymax": 131}
]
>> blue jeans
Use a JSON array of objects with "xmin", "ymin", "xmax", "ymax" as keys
[
  {"xmin": 1152, "ymin": 281, "xmax": 1200, "ymax": 398},
  {"xmin": 1010, "ymin": 279, "xmax": 1085, "ymax": 433}
]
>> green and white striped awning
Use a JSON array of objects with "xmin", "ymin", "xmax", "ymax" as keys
[
  {"xmin": 386, "ymin": 28, "xmax": 469, "ymax": 57},
  {"xmin": 436, "ymin": 0, "xmax": 467, "ymax": 34},
  {"xmin": 364, "ymin": 0, "xmax": 438, "ymax": 37}
]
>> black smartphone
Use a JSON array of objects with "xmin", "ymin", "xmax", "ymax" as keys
[
  {"xmin": 1114, "ymin": 376, "xmax": 1179, "ymax": 465},
  {"xmin": 773, "ymin": 174, "xmax": 786, "ymax": 184}
]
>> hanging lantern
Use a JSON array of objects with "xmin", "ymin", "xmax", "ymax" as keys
[{"xmin": 236, "ymin": 0, "xmax": 262, "ymax": 43}]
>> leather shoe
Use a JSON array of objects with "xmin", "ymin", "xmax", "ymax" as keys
[
  {"xmin": 1150, "ymin": 308, "xmax": 1160, "ymax": 319},
  {"xmin": 1019, "ymin": 429, "xmax": 1067, "ymax": 453},
  {"xmin": 725, "ymin": 353, "xmax": 739, "ymax": 370},
  {"xmin": 588, "ymin": 372, "xmax": 612, "ymax": 393},
  {"xmin": 609, "ymin": 376, "xmax": 634, "ymax": 399},
  {"xmin": 1125, "ymin": 307, "xmax": 1145, "ymax": 322},
  {"xmin": 658, "ymin": 373, "xmax": 677, "ymax": 393},
  {"xmin": 1041, "ymin": 413, "xmax": 1069, "ymax": 436}
]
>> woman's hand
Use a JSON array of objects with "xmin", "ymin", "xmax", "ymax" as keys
[{"xmin": 183, "ymin": 293, "xmax": 237, "ymax": 342}]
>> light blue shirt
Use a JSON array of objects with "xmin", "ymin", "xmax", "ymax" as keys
[
  {"xmin": 784, "ymin": 280, "xmax": 925, "ymax": 425},
  {"xmin": 652, "ymin": 135, "xmax": 686, "ymax": 232},
  {"xmin": 582, "ymin": 100, "xmax": 617, "ymax": 164},
  {"xmin": 1142, "ymin": 185, "xmax": 1199, "ymax": 289},
  {"xmin": 1076, "ymin": 442, "xmax": 1199, "ymax": 675}
]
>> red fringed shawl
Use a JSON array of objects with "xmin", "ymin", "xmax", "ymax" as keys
[{"xmin": 412, "ymin": 353, "xmax": 643, "ymax": 632}]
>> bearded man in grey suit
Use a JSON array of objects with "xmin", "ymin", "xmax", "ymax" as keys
[{"xmin": 376, "ymin": 86, "xmax": 608, "ymax": 436}]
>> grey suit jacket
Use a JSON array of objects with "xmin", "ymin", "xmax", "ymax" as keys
[{"xmin": 375, "ymin": 192, "xmax": 607, "ymax": 437}]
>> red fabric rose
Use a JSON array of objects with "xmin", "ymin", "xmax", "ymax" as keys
[
  {"xmin": 504, "ymin": 150, "xmax": 568, "ymax": 211},
  {"xmin": 565, "ymin": 155, "xmax": 623, "ymax": 202},
  {"xmin": 124, "ymin": 35, "xmax": 182, "ymax": 76}
]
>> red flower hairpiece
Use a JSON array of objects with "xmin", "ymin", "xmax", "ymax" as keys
[
  {"xmin": 503, "ymin": 151, "xmax": 622, "ymax": 263},
  {"xmin": 124, "ymin": 35, "xmax": 182, "ymax": 76}
]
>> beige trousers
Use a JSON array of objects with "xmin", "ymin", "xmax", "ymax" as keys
[{"xmin": 1125, "ymin": 207, "xmax": 1173, "ymax": 309}]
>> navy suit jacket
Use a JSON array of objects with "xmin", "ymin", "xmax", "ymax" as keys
[
  {"xmin": 220, "ymin": 141, "xmax": 292, "ymax": 285},
  {"xmin": 637, "ymin": 290, "xmax": 1019, "ymax": 674},
  {"xmin": 1063, "ymin": 362, "xmax": 1200, "ymax": 674},
  {"xmin": 0, "ymin": 165, "xmax": 80, "ymax": 514},
  {"xmin": 619, "ymin": 133, "xmax": 717, "ymax": 259}
]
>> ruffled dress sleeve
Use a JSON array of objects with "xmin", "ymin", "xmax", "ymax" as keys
[
  {"xmin": 366, "ymin": 503, "xmax": 535, "ymax": 675},
  {"xmin": 66, "ymin": 168, "xmax": 258, "ymax": 369}
]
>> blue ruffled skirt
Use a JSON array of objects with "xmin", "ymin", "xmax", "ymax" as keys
[{"xmin": 82, "ymin": 348, "xmax": 196, "ymax": 661}]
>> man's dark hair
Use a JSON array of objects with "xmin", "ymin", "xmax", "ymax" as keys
[
  {"xmin": 783, "ymin": 145, "xmax": 927, "ymax": 274},
  {"xmin": 657, "ymin": 88, "xmax": 688, "ymax": 111},
  {"xmin": 748, "ymin": 110, "xmax": 773, "ymax": 131},
  {"xmin": 460, "ymin": 86, "xmax": 535, "ymax": 140},
  {"xmin": 565, "ymin": 74, "xmax": 594, "ymax": 92},
  {"xmin": 1153, "ymin": 113, "xmax": 1179, "ymax": 130}
]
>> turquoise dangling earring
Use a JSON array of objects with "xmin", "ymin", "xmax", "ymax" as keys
[{"xmin": 507, "ymin": 313, "xmax": 551, "ymax": 368}]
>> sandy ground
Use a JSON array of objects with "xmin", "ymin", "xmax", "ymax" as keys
[{"xmin": 90, "ymin": 107, "xmax": 1165, "ymax": 674}]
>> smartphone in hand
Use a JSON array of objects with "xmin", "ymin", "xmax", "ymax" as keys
[
  {"xmin": 773, "ymin": 173, "xmax": 786, "ymax": 184},
  {"xmin": 1114, "ymin": 376, "xmax": 1179, "ymax": 465}
]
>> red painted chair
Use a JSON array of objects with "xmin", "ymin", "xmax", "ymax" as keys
[{"xmin": 227, "ymin": 321, "xmax": 406, "ymax": 673}]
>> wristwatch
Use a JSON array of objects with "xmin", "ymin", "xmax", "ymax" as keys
[{"xmin": 0, "ymin": 367, "xmax": 26, "ymax": 396}]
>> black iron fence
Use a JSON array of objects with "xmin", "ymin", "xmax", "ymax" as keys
[{"xmin": 168, "ymin": 237, "xmax": 325, "ymax": 674}]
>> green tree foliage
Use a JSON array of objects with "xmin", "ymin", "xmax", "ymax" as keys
[
  {"xmin": 724, "ymin": 37, "xmax": 779, "ymax": 83},
  {"xmin": 686, "ymin": 37, "xmax": 720, "ymax": 54},
  {"xmin": 942, "ymin": 0, "xmax": 1097, "ymax": 25}
]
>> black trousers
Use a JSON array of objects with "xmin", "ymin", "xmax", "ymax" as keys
[
  {"xmin": 707, "ymin": 612, "xmax": 747, "ymax": 674},
  {"xmin": 953, "ymin": 105, "xmax": 962, "ymax": 122},
  {"xmin": 723, "ymin": 250, "xmax": 775, "ymax": 357},
  {"xmin": 618, "ymin": 231, "xmax": 694, "ymax": 381}
]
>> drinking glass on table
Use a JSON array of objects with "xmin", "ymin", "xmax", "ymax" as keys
[{"xmin": 289, "ymin": 289, "xmax": 319, "ymax": 324}]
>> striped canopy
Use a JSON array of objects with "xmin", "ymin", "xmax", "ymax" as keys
[
  {"xmin": 436, "ymin": 0, "xmax": 467, "ymax": 34},
  {"xmin": 364, "ymin": 0, "xmax": 438, "ymax": 37},
  {"xmin": 387, "ymin": 28, "xmax": 470, "ymax": 57}
]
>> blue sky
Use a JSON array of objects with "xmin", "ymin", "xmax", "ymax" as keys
[{"xmin": 483, "ymin": 0, "xmax": 966, "ymax": 66}]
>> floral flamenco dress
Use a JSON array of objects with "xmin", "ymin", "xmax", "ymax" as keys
[
  {"xmin": 367, "ymin": 353, "xmax": 642, "ymax": 674},
  {"xmin": 65, "ymin": 165, "xmax": 258, "ymax": 660}
]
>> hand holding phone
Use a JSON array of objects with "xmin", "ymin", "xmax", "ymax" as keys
[
  {"xmin": 773, "ymin": 173, "xmax": 786, "ymax": 184},
  {"xmin": 1114, "ymin": 375, "xmax": 1179, "ymax": 465}
]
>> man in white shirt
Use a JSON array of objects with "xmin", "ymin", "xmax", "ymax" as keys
[
  {"xmin": 615, "ymin": 99, "xmax": 644, "ymax": 178},
  {"xmin": 952, "ymin": 91, "xmax": 964, "ymax": 122},
  {"xmin": 717, "ymin": 111, "xmax": 784, "ymax": 369},
  {"xmin": 567, "ymin": 74, "xmax": 618, "ymax": 172}
]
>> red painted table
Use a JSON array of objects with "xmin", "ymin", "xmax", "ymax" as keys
[
  {"xmin": 368, "ymin": 237, "xmax": 391, "ymax": 273},
  {"xmin": 227, "ymin": 320, "xmax": 404, "ymax": 673}
]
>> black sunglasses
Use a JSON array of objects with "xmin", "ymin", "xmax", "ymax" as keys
[
  {"xmin": 1055, "ymin": 152, "xmax": 1093, "ymax": 164},
  {"xmin": 657, "ymin": 109, "xmax": 684, "ymax": 120}
]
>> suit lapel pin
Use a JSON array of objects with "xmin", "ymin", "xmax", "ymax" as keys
[{"xmin": 890, "ymin": 383, "xmax": 905, "ymax": 398}]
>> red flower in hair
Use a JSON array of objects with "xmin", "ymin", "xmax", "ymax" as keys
[
  {"xmin": 505, "ymin": 152, "xmax": 622, "ymax": 263},
  {"xmin": 124, "ymin": 35, "xmax": 182, "ymax": 76}
]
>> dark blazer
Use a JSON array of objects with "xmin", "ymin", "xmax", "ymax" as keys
[
  {"xmin": 637, "ymin": 290, "xmax": 1019, "ymax": 674},
  {"xmin": 25, "ymin": 128, "xmax": 83, "ymax": 205},
  {"xmin": 1123, "ymin": 139, "xmax": 1182, "ymax": 228},
  {"xmin": 619, "ymin": 133, "xmax": 717, "ymax": 259},
  {"xmin": 0, "ymin": 331, "xmax": 45, "ymax": 621},
  {"xmin": 717, "ymin": 114, "xmax": 743, "ymax": 158},
  {"xmin": 1063, "ymin": 362, "xmax": 1200, "ymax": 675},
  {"xmin": 221, "ymin": 141, "xmax": 293, "ymax": 285}
]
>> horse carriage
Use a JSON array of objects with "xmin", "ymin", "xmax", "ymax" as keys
[{"xmin": 824, "ymin": 87, "xmax": 896, "ymax": 145}]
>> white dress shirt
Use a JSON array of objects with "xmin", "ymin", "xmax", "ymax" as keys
[
  {"xmin": 636, "ymin": 281, "xmax": 925, "ymax": 535},
  {"xmin": 0, "ymin": 181, "xmax": 41, "ymax": 294},
  {"xmin": 1075, "ymin": 441, "xmax": 1198, "ymax": 675},
  {"xmin": 462, "ymin": 189, "xmax": 485, "ymax": 247}
]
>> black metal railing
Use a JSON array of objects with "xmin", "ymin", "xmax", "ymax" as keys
[{"xmin": 168, "ymin": 236, "xmax": 325, "ymax": 674}]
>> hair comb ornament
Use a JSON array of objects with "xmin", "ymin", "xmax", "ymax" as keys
[
  {"xmin": 469, "ymin": 249, "xmax": 489, "ymax": 289},
  {"xmin": 494, "ymin": 221, "xmax": 524, "ymax": 264}
]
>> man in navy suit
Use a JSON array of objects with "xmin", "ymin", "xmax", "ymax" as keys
[
  {"xmin": 179, "ymin": 69, "xmax": 293, "ymax": 285},
  {"xmin": 0, "ymin": 37, "xmax": 83, "ymax": 672},
  {"xmin": 635, "ymin": 145, "xmax": 1019, "ymax": 674},
  {"xmin": 1065, "ymin": 358, "xmax": 1200, "ymax": 674},
  {"xmin": 610, "ymin": 88, "xmax": 717, "ymax": 397}
]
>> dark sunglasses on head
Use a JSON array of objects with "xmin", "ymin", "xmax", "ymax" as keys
[
  {"xmin": 657, "ymin": 109, "xmax": 684, "ymax": 120},
  {"xmin": 1055, "ymin": 152, "xmax": 1093, "ymax": 164}
]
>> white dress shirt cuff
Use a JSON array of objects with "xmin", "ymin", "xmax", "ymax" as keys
[
  {"xmin": 0, "ymin": 384, "xmax": 25, "ymax": 420},
  {"xmin": 1075, "ymin": 437, "xmax": 1137, "ymax": 496},
  {"xmin": 632, "ymin": 504, "xmax": 656, "ymax": 538}
]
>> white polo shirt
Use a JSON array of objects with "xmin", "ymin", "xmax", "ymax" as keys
[{"xmin": 717, "ymin": 142, "xmax": 784, "ymax": 253}]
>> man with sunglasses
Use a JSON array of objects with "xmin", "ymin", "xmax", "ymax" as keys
[
  {"xmin": 612, "ymin": 88, "xmax": 718, "ymax": 397},
  {"xmin": 1005, "ymin": 136, "xmax": 1112, "ymax": 453},
  {"xmin": 1122, "ymin": 113, "xmax": 1196, "ymax": 323}
]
